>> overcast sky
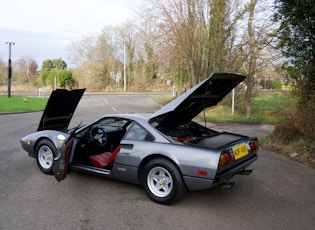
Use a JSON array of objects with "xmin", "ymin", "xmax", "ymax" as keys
[{"xmin": 0, "ymin": 0, "xmax": 139, "ymax": 67}]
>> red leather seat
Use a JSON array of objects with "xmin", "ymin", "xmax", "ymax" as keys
[{"xmin": 89, "ymin": 146, "xmax": 121, "ymax": 168}]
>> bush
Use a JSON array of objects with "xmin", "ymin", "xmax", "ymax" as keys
[
  {"xmin": 265, "ymin": 117, "xmax": 315, "ymax": 168},
  {"xmin": 270, "ymin": 117, "xmax": 302, "ymax": 142},
  {"xmin": 271, "ymin": 80, "xmax": 282, "ymax": 90},
  {"xmin": 40, "ymin": 69, "xmax": 77, "ymax": 89}
]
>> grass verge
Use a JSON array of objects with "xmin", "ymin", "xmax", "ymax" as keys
[
  {"xmin": 205, "ymin": 91, "xmax": 297, "ymax": 124},
  {"xmin": 0, "ymin": 96, "xmax": 48, "ymax": 113},
  {"xmin": 262, "ymin": 120, "xmax": 315, "ymax": 168},
  {"xmin": 162, "ymin": 91, "xmax": 297, "ymax": 124}
]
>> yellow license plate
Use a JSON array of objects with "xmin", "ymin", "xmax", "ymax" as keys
[{"xmin": 233, "ymin": 143, "xmax": 248, "ymax": 160}]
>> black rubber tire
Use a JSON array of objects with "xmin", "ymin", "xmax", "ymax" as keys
[
  {"xmin": 142, "ymin": 158, "xmax": 186, "ymax": 205},
  {"xmin": 35, "ymin": 139, "xmax": 57, "ymax": 174}
]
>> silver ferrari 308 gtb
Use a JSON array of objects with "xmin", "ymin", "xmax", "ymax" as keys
[{"xmin": 20, "ymin": 72, "xmax": 258, "ymax": 204}]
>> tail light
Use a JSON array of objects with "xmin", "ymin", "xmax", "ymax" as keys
[
  {"xmin": 219, "ymin": 151, "xmax": 231, "ymax": 166},
  {"xmin": 249, "ymin": 139, "xmax": 258, "ymax": 152}
]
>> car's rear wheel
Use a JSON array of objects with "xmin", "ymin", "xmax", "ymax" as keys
[
  {"xmin": 36, "ymin": 139, "xmax": 57, "ymax": 174},
  {"xmin": 142, "ymin": 158, "xmax": 186, "ymax": 204}
]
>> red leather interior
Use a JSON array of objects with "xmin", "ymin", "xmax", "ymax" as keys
[{"xmin": 89, "ymin": 146, "xmax": 121, "ymax": 168}]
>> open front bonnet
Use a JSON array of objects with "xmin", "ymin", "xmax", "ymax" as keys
[
  {"xmin": 149, "ymin": 72, "xmax": 246, "ymax": 128},
  {"xmin": 37, "ymin": 88, "xmax": 85, "ymax": 131}
]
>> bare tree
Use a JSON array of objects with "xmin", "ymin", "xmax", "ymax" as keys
[
  {"xmin": 137, "ymin": 17, "xmax": 158, "ymax": 79},
  {"xmin": 65, "ymin": 0, "xmax": 281, "ymax": 97},
  {"xmin": 96, "ymin": 26, "xmax": 121, "ymax": 87},
  {"xmin": 146, "ymin": 0, "xmax": 209, "ymax": 86},
  {"xmin": 15, "ymin": 56, "xmax": 38, "ymax": 84},
  {"xmin": 68, "ymin": 32, "xmax": 121, "ymax": 89},
  {"xmin": 243, "ymin": 0, "xmax": 280, "ymax": 117},
  {"xmin": 141, "ymin": 0, "xmax": 248, "ymax": 89}
]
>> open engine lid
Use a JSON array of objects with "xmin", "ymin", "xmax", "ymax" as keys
[
  {"xmin": 37, "ymin": 88, "xmax": 85, "ymax": 131},
  {"xmin": 149, "ymin": 72, "xmax": 246, "ymax": 128}
]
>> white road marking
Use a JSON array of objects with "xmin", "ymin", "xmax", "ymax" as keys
[{"xmin": 103, "ymin": 97, "xmax": 117, "ymax": 111}]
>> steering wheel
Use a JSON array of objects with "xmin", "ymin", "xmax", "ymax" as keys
[{"xmin": 90, "ymin": 126, "xmax": 107, "ymax": 146}]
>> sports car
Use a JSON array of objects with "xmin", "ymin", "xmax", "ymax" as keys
[{"xmin": 20, "ymin": 72, "xmax": 258, "ymax": 204}]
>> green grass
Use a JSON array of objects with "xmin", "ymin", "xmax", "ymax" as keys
[
  {"xmin": 0, "ymin": 96, "xmax": 48, "ymax": 113},
  {"xmin": 205, "ymin": 91, "xmax": 298, "ymax": 123},
  {"xmin": 161, "ymin": 91, "xmax": 297, "ymax": 124}
]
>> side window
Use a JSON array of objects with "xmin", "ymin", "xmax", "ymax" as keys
[
  {"xmin": 97, "ymin": 117, "xmax": 129, "ymax": 129},
  {"xmin": 124, "ymin": 123, "xmax": 154, "ymax": 141},
  {"xmin": 76, "ymin": 117, "xmax": 130, "ymax": 138}
]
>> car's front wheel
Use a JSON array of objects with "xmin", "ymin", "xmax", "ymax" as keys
[
  {"xmin": 36, "ymin": 139, "xmax": 57, "ymax": 174},
  {"xmin": 142, "ymin": 158, "xmax": 186, "ymax": 204}
]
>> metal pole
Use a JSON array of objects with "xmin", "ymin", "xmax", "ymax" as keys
[
  {"xmin": 5, "ymin": 42, "xmax": 15, "ymax": 98},
  {"xmin": 232, "ymin": 88, "xmax": 235, "ymax": 115}
]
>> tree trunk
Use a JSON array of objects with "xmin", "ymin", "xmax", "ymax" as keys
[{"xmin": 245, "ymin": 0, "xmax": 257, "ymax": 118}]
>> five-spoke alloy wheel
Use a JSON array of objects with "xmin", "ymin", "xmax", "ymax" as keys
[
  {"xmin": 142, "ymin": 158, "xmax": 186, "ymax": 204},
  {"xmin": 36, "ymin": 139, "xmax": 57, "ymax": 174}
]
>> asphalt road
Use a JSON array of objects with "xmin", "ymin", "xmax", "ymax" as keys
[{"xmin": 0, "ymin": 93, "xmax": 314, "ymax": 230}]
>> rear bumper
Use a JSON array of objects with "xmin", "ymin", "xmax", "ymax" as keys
[
  {"xmin": 214, "ymin": 155, "xmax": 258, "ymax": 183},
  {"xmin": 183, "ymin": 176, "xmax": 215, "ymax": 191},
  {"xmin": 183, "ymin": 155, "xmax": 258, "ymax": 191}
]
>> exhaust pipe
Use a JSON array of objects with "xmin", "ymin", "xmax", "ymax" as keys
[
  {"xmin": 219, "ymin": 182, "xmax": 235, "ymax": 189},
  {"xmin": 239, "ymin": 169, "xmax": 253, "ymax": 175}
]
